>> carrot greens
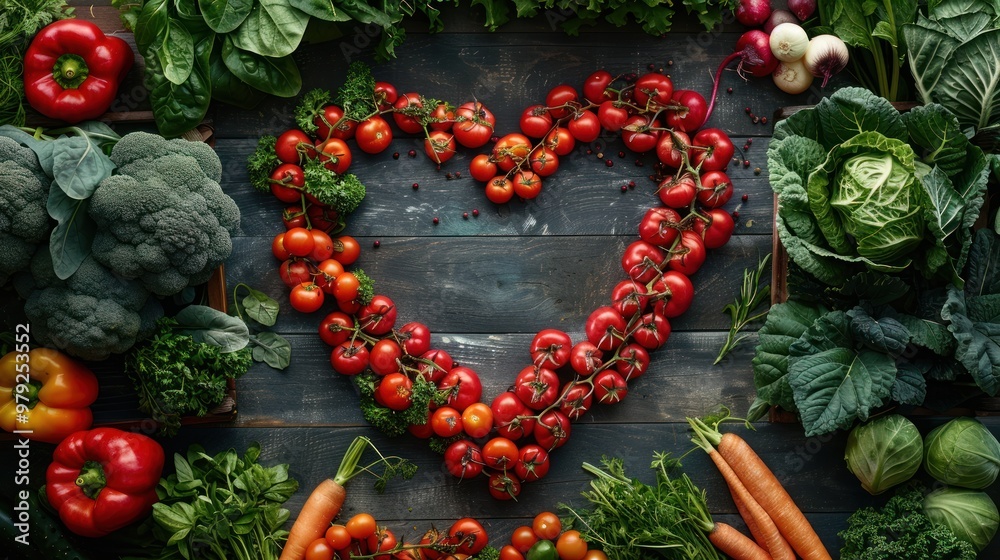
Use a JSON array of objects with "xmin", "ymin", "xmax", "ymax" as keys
[{"xmin": 562, "ymin": 453, "xmax": 722, "ymax": 560}]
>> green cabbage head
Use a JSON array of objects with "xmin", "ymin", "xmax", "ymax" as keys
[
  {"xmin": 807, "ymin": 131, "xmax": 926, "ymax": 271},
  {"xmin": 924, "ymin": 417, "xmax": 1000, "ymax": 489},
  {"xmin": 844, "ymin": 414, "xmax": 922, "ymax": 495},
  {"xmin": 924, "ymin": 487, "xmax": 999, "ymax": 552}
]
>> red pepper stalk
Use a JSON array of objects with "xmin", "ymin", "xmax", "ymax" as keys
[
  {"xmin": 22, "ymin": 19, "xmax": 133, "ymax": 124},
  {"xmin": 45, "ymin": 427, "xmax": 164, "ymax": 537}
]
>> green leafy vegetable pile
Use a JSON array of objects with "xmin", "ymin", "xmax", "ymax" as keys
[
  {"xmin": 147, "ymin": 443, "xmax": 298, "ymax": 560},
  {"xmin": 0, "ymin": 0, "xmax": 72, "ymax": 125},
  {"xmin": 753, "ymin": 87, "xmax": 998, "ymax": 436}
]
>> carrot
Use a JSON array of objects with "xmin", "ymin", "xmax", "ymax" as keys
[
  {"xmin": 689, "ymin": 417, "xmax": 832, "ymax": 560},
  {"xmin": 705, "ymin": 448, "xmax": 795, "ymax": 560},
  {"xmin": 707, "ymin": 522, "xmax": 774, "ymax": 560},
  {"xmin": 279, "ymin": 436, "xmax": 416, "ymax": 560}
]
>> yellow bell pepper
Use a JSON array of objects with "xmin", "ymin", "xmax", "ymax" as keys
[{"xmin": 0, "ymin": 348, "xmax": 99, "ymax": 444}]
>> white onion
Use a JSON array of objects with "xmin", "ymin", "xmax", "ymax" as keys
[
  {"xmin": 773, "ymin": 58, "xmax": 814, "ymax": 94},
  {"xmin": 804, "ymin": 34, "xmax": 850, "ymax": 88},
  {"xmin": 769, "ymin": 22, "xmax": 810, "ymax": 62}
]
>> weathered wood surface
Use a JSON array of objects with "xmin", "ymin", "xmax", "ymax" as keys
[{"xmin": 6, "ymin": 3, "xmax": 1000, "ymax": 559}]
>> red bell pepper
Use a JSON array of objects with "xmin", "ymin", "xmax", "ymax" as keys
[
  {"xmin": 23, "ymin": 19, "xmax": 134, "ymax": 123},
  {"xmin": 46, "ymin": 427, "xmax": 164, "ymax": 537}
]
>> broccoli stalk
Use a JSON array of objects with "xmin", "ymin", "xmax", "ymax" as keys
[{"xmin": 247, "ymin": 135, "xmax": 279, "ymax": 193}]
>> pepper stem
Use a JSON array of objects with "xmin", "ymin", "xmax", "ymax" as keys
[
  {"xmin": 75, "ymin": 461, "xmax": 107, "ymax": 499},
  {"xmin": 22, "ymin": 382, "xmax": 40, "ymax": 409},
  {"xmin": 52, "ymin": 54, "xmax": 89, "ymax": 90}
]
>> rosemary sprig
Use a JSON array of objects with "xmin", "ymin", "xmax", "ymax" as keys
[{"xmin": 714, "ymin": 253, "xmax": 771, "ymax": 364}]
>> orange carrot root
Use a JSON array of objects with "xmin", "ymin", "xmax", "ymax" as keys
[
  {"xmin": 708, "ymin": 521, "xmax": 774, "ymax": 560},
  {"xmin": 719, "ymin": 432, "xmax": 831, "ymax": 560},
  {"xmin": 279, "ymin": 479, "xmax": 347, "ymax": 560}
]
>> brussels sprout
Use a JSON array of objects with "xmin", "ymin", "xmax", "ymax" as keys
[
  {"xmin": 924, "ymin": 487, "xmax": 1000, "ymax": 552},
  {"xmin": 844, "ymin": 414, "xmax": 922, "ymax": 494},
  {"xmin": 924, "ymin": 417, "xmax": 1000, "ymax": 489}
]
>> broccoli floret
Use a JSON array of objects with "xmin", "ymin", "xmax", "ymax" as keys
[
  {"xmin": 302, "ymin": 158, "xmax": 366, "ymax": 216},
  {"xmin": 88, "ymin": 132, "xmax": 241, "ymax": 296},
  {"xmin": 839, "ymin": 485, "xmax": 976, "ymax": 560},
  {"xmin": 20, "ymin": 246, "xmax": 162, "ymax": 361},
  {"xmin": 0, "ymin": 137, "xmax": 50, "ymax": 285}
]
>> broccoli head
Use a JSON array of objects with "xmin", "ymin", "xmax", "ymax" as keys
[
  {"xmin": 20, "ymin": 246, "xmax": 163, "ymax": 361},
  {"xmin": 88, "ymin": 132, "xmax": 241, "ymax": 296},
  {"xmin": 0, "ymin": 137, "xmax": 50, "ymax": 285}
]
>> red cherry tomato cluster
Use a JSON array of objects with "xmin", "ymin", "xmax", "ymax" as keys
[
  {"xmin": 306, "ymin": 513, "xmax": 489, "ymax": 560},
  {"xmin": 468, "ymin": 69, "xmax": 730, "ymax": 203},
  {"xmin": 272, "ymin": 227, "xmax": 368, "ymax": 314},
  {"xmin": 499, "ymin": 512, "xmax": 607, "ymax": 560}
]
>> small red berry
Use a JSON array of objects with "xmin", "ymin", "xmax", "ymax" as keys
[
  {"xmin": 732, "ymin": 211, "xmax": 740, "ymax": 219},
  {"xmin": 743, "ymin": 160, "xmax": 751, "ymax": 168},
  {"xmin": 742, "ymin": 193, "xmax": 749, "ymax": 202},
  {"xmin": 606, "ymin": 159, "xmax": 614, "ymax": 167},
  {"xmin": 433, "ymin": 217, "xmax": 439, "ymax": 225},
  {"xmin": 618, "ymin": 151, "xmax": 625, "ymax": 158},
  {"xmin": 412, "ymin": 182, "xmax": 419, "ymax": 189},
  {"xmin": 472, "ymin": 209, "xmax": 480, "ymax": 217},
  {"xmin": 373, "ymin": 240, "xmax": 381, "ymax": 248},
  {"xmin": 392, "ymin": 152, "xmax": 399, "ymax": 159},
  {"xmin": 727, "ymin": 87, "xmax": 733, "ymax": 94},
  {"xmin": 455, "ymin": 171, "xmax": 462, "ymax": 178},
  {"xmin": 408, "ymin": 149, "xmax": 416, "ymax": 157},
  {"xmin": 628, "ymin": 180, "xmax": 636, "ymax": 188},
  {"xmin": 745, "ymin": 107, "xmax": 751, "ymax": 114},
  {"xmin": 620, "ymin": 185, "xmax": 628, "ymax": 192},
  {"xmin": 463, "ymin": 212, "xmax": 469, "ymax": 219},
  {"xmin": 761, "ymin": 117, "xmax": 768, "ymax": 124}
]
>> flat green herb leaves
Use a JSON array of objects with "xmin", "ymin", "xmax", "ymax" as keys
[
  {"xmin": 200, "ymin": 0, "xmax": 252, "ymax": 33},
  {"xmin": 221, "ymin": 36, "xmax": 301, "ymax": 98},
  {"xmin": 232, "ymin": 283, "xmax": 292, "ymax": 370},
  {"xmin": 152, "ymin": 443, "xmax": 297, "ymax": 560},
  {"xmin": 174, "ymin": 304, "xmax": 250, "ymax": 352},
  {"xmin": 231, "ymin": 0, "xmax": 309, "ymax": 58}
]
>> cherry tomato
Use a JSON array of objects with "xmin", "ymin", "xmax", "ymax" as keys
[
  {"xmin": 453, "ymin": 101, "xmax": 495, "ymax": 148},
  {"xmin": 582, "ymin": 69, "xmax": 616, "ymax": 104},
  {"xmin": 425, "ymin": 131, "xmax": 457, "ymax": 164},
  {"xmin": 665, "ymin": 90, "xmax": 708, "ymax": 133},
  {"xmin": 393, "ymin": 92, "xmax": 424, "ymax": 134},
  {"xmin": 699, "ymin": 208, "xmax": 735, "ymax": 248},
  {"xmin": 374, "ymin": 81, "xmax": 398, "ymax": 111},
  {"xmin": 532, "ymin": 512, "xmax": 562, "ymax": 541},
  {"xmin": 621, "ymin": 240, "xmax": 665, "ymax": 283},
  {"xmin": 697, "ymin": 170, "xmax": 733, "ymax": 208},
  {"xmin": 307, "ymin": 204, "xmax": 341, "ymax": 233},
  {"xmin": 593, "ymin": 370, "xmax": 628, "ymax": 404},
  {"xmin": 566, "ymin": 110, "xmax": 600, "ymax": 143},
  {"xmin": 318, "ymin": 311, "xmax": 354, "ymax": 347},
  {"xmin": 533, "ymin": 410, "xmax": 571, "ymax": 450},
  {"xmin": 511, "ymin": 526, "xmax": 538, "ymax": 553},
  {"xmin": 438, "ymin": 366, "xmax": 483, "ymax": 411},
  {"xmin": 282, "ymin": 205, "xmax": 307, "ymax": 230},
  {"xmin": 621, "ymin": 115, "xmax": 660, "ymax": 153},
  {"xmin": 585, "ymin": 306, "xmax": 627, "ymax": 351},
  {"xmin": 558, "ymin": 381, "xmax": 593, "ymax": 420},
  {"xmin": 461, "ymin": 402, "xmax": 494, "ymax": 438},
  {"xmin": 378, "ymin": 373, "xmax": 413, "ymax": 410},
  {"xmin": 528, "ymin": 148, "xmax": 559, "ymax": 177},
  {"xmin": 555, "ymin": 531, "xmax": 587, "ymax": 560},
  {"xmin": 448, "ymin": 518, "xmax": 488, "ymax": 555},
  {"xmin": 489, "ymin": 472, "xmax": 522, "ymax": 501},
  {"xmin": 655, "ymin": 130, "xmax": 690, "ymax": 169},
  {"xmin": 638, "ymin": 207, "xmax": 682, "ymax": 248},
  {"xmin": 359, "ymin": 295, "xmax": 397, "ymax": 336},
  {"xmin": 657, "ymin": 173, "xmax": 697, "ymax": 209},
  {"xmin": 529, "ymin": 329, "xmax": 572, "ymax": 369},
  {"xmin": 290, "ymin": 282, "xmax": 325, "ymax": 313},
  {"xmin": 270, "ymin": 163, "xmax": 306, "ymax": 201},
  {"xmin": 309, "ymin": 229, "xmax": 334, "ymax": 261},
  {"xmin": 692, "ymin": 128, "xmax": 735, "ymax": 172},
  {"xmin": 485, "ymin": 175, "xmax": 515, "ymax": 204},
  {"xmin": 519, "ymin": 104, "xmax": 553, "ymax": 138},
  {"xmin": 653, "ymin": 270, "xmax": 695, "ymax": 318},
  {"xmin": 397, "ymin": 321, "xmax": 431, "ymax": 356},
  {"xmin": 668, "ymin": 230, "xmax": 707, "ymax": 275},
  {"xmin": 314, "ymin": 259, "xmax": 345, "ymax": 293},
  {"xmin": 514, "ymin": 365, "xmax": 560, "ymax": 411},
  {"xmin": 513, "ymin": 170, "xmax": 543, "ymax": 200},
  {"xmin": 315, "ymin": 104, "xmax": 356, "ymax": 141},
  {"xmin": 469, "ymin": 154, "xmax": 498, "ymax": 182},
  {"xmin": 633, "ymin": 73, "xmax": 673, "ymax": 107},
  {"xmin": 369, "ymin": 339, "xmax": 403, "ymax": 376},
  {"xmin": 493, "ymin": 134, "xmax": 531, "ymax": 171},
  {"xmin": 417, "ymin": 348, "xmax": 453, "ymax": 384},
  {"xmin": 515, "ymin": 445, "xmax": 550, "ymax": 482},
  {"xmin": 279, "ymin": 259, "xmax": 311, "ymax": 287},
  {"xmin": 428, "ymin": 102, "xmax": 456, "ymax": 131},
  {"xmin": 582, "ymin": 551, "xmax": 608, "ymax": 560},
  {"xmin": 491, "ymin": 391, "xmax": 535, "ymax": 440},
  {"xmin": 276, "ymin": 129, "xmax": 313, "ymax": 164},
  {"xmin": 482, "ymin": 437, "xmax": 519, "ymax": 470},
  {"xmin": 272, "ymin": 233, "xmax": 291, "ymax": 260},
  {"xmin": 282, "ymin": 227, "xmax": 314, "ymax": 257},
  {"xmin": 443, "ymin": 439, "xmax": 483, "ymax": 479},
  {"xmin": 356, "ymin": 116, "xmax": 393, "ymax": 154},
  {"xmin": 316, "ymin": 138, "xmax": 352, "ymax": 174},
  {"xmin": 331, "ymin": 340, "xmax": 369, "ymax": 375},
  {"xmin": 343, "ymin": 514, "xmax": 375, "ymax": 543},
  {"xmin": 632, "ymin": 312, "xmax": 671, "ymax": 350},
  {"xmin": 305, "ymin": 538, "xmax": 335, "ymax": 560},
  {"xmin": 333, "ymin": 235, "xmax": 361, "ymax": 265},
  {"xmin": 610, "ymin": 279, "xmax": 649, "ymax": 318},
  {"xmin": 333, "ymin": 271, "xmax": 360, "ymax": 302},
  {"xmin": 545, "ymin": 84, "xmax": 579, "ymax": 119},
  {"xmin": 325, "ymin": 525, "xmax": 352, "ymax": 550},
  {"xmin": 616, "ymin": 343, "xmax": 651, "ymax": 380},
  {"xmin": 431, "ymin": 406, "xmax": 464, "ymax": 438},
  {"xmin": 597, "ymin": 100, "xmax": 629, "ymax": 132},
  {"xmin": 569, "ymin": 341, "xmax": 603, "ymax": 376},
  {"xmin": 367, "ymin": 527, "xmax": 397, "ymax": 560},
  {"xmin": 543, "ymin": 127, "xmax": 575, "ymax": 156}
]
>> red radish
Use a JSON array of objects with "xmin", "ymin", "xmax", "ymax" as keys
[
  {"xmin": 788, "ymin": 0, "xmax": 817, "ymax": 21},
  {"xmin": 735, "ymin": 0, "xmax": 772, "ymax": 27},
  {"xmin": 705, "ymin": 30, "xmax": 778, "ymax": 122},
  {"xmin": 764, "ymin": 9, "xmax": 798, "ymax": 34}
]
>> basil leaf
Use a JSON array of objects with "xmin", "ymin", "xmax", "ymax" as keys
[
  {"xmin": 251, "ymin": 332, "xmax": 291, "ymax": 369},
  {"xmin": 173, "ymin": 305, "xmax": 250, "ymax": 352},
  {"xmin": 199, "ymin": 0, "xmax": 252, "ymax": 33},
  {"xmin": 46, "ymin": 187, "xmax": 95, "ymax": 280},
  {"xmin": 221, "ymin": 36, "xmax": 301, "ymax": 98}
]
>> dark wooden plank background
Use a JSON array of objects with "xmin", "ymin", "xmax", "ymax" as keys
[{"xmin": 4, "ymin": 3, "xmax": 1000, "ymax": 559}]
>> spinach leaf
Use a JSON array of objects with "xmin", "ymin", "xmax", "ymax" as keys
[
  {"xmin": 173, "ymin": 304, "xmax": 250, "ymax": 352},
  {"xmin": 221, "ymin": 36, "xmax": 301, "ymax": 98},
  {"xmin": 208, "ymin": 47, "xmax": 267, "ymax": 109},
  {"xmin": 288, "ymin": 0, "xmax": 341, "ymax": 21},
  {"xmin": 134, "ymin": 0, "xmax": 170, "ymax": 53},
  {"xmin": 199, "ymin": 0, "xmax": 252, "ymax": 33},
  {"xmin": 788, "ymin": 310, "xmax": 897, "ymax": 436},
  {"xmin": 231, "ymin": 0, "xmax": 309, "ymax": 58},
  {"xmin": 46, "ymin": 187, "xmax": 96, "ymax": 280},
  {"xmin": 251, "ymin": 332, "xmax": 291, "ymax": 370},
  {"xmin": 241, "ymin": 285, "xmax": 279, "ymax": 327},
  {"xmin": 147, "ymin": 20, "xmax": 215, "ymax": 138},
  {"xmin": 50, "ymin": 135, "xmax": 115, "ymax": 200},
  {"xmin": 161, "ymin": 20, "xmax": 195, "ymax": 84},
  {"xmin": 752, "ymin": 300, "xmax": 828, "ymax": 413}
]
